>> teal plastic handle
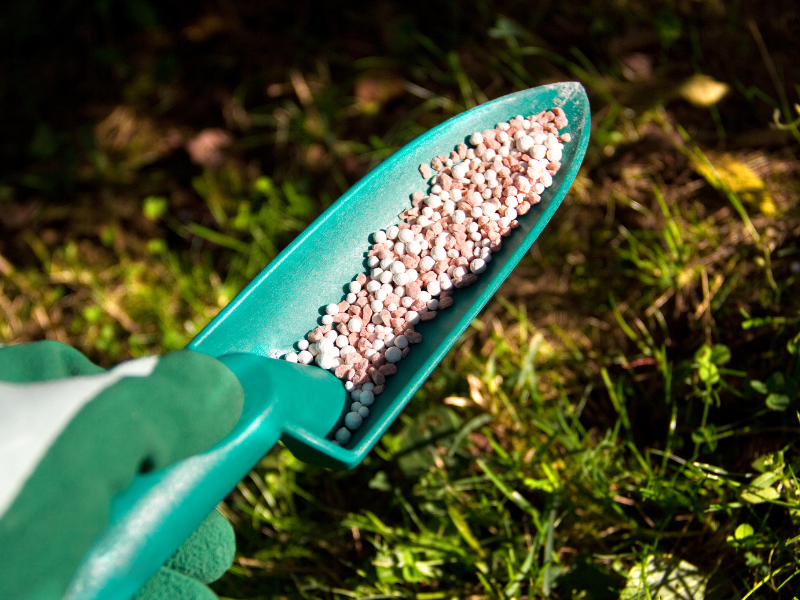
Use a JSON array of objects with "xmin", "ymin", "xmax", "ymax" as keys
[
  {"xmin": 65, "ymin": 83, "xmax": 590, "ymax": 600},
  {"xmin": 64, "ymin": 354, "xmax": 347, "ymax": 600}
]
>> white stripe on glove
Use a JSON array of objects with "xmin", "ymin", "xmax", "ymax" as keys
[{"xmin": 0, "ymin": 356, "xmax": 159, "ymax": 517}]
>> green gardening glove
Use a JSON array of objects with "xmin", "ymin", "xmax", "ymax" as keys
[
  {"xmin": 0, "ymin": 341, "xmax": 245, "ymax": 600},
  {"xmin": 132, "ymin": 509, "xmax": 236, "ymax": 600}
]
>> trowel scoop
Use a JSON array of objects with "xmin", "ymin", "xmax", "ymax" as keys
[{"xmin": 66, "ymin": 82, "xmax": 590, "ymax": 600}]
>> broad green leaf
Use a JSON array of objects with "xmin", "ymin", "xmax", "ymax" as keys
[
  {"xmin": 620, "ymin": 555, "xmax": 707, "ymax": 600},
  {"xmin": 750, "ymin": 470, "xmax": 782, "ymax": 489},
  {"xmin": 143, "ymin": 195, "xmax": 168, "ymax": 220},
  {"xmin": 698, "ymin": 363, "xmax": 719, "ymax": 385},
  {"xmin": 710, "ymin": 344, "xmax": 731, "ymax": 366},
  {"xmin": 694, "ymin": 345, "xmax": 712, "ymax": 365},
  {"xmin": 734, "ymin": 523, "xmax": 755, "ymax": 540},
  {"xmin": 741, "ymin": 487, "xmax": 780, "ymax": 504},
  {"xmin": 766, "ymin": 393, "xmax": 791, "ymax": 411},
  {"xmin": 368, "ymin": 470, "xmax": 392, "ymax": 492}
]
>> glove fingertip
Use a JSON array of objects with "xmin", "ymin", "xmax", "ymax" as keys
[
  {"xmin": 165, "ymin": 510, "xmax": 236, "ymax": 584},
  {"xmin": 133, "ymin": 567, "xmax": 221, "ymax": 600}
]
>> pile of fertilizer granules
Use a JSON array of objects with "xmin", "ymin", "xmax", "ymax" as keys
[{"xmin": 284, "ymin": 107, "xmax": 571, "ymax": 444}]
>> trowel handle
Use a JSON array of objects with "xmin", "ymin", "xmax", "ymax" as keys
[{"xmin": 65, "ymin": 354, "xmax": 347, "ymax": 600}]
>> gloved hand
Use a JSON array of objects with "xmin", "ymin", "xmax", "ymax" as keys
[{"xmin": 0, "ymin": 340, "xmax": 245, "ymax": 600}]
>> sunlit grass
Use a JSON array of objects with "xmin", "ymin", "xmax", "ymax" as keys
[{"xmin": 2, "ymin": 3, "xmax": 800, "ymax": 599}]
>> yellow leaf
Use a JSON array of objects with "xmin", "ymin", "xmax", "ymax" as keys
[
  {"xmin": 467, "ymin": 374, "xmax": 486, "ymax": 407},
  {"xmin": 678, "ymin": 74, "xmax": 730, "ymax": 107},
  {"xmin": 692, "ymin": 153, "xmax": 776, "ymax": 215},
  {"xmin": 443, "ymin": 396, "xmax": 470, "ymax": 407}
]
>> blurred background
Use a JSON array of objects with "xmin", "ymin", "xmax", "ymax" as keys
[{"xmin": 1, "ymin": 1, "xmax": 799, "ymax": 598}]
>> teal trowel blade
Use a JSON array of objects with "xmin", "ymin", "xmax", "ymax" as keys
[
  {"xmin": 66, "ymin": 82, "xmax": 590, "ymax": 600},
  {"xmin": 189, "ymin": 81, "xmax": 590, "ymax": 469}
]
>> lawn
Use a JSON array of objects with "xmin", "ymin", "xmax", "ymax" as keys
[{"xmin": 1, "ymin": 1, "xmax": 799, "ymax": 598}]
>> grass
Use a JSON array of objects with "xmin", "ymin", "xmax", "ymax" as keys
[{"xmin": 1, "ymin": 1, "xmax": 800, "ymax": 598}]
